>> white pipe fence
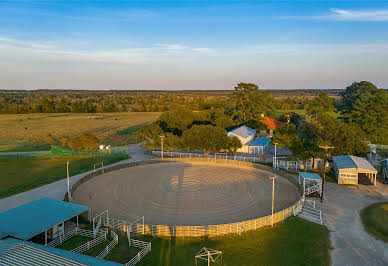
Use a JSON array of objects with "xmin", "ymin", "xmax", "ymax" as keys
[
  {"xmin": 96, "ymin": 230, "xmax": 119, "ymax": 259},
  {"xmin": 153, "ymin": 151, "xmax": 270, "ymax": 164},
  {"xmin": 125, "ymin": 240, "xmax": 152, "ymax": 266},
  {"xmin": 46, "ymin": 227, "xmax": 107, "ymax": 248}
]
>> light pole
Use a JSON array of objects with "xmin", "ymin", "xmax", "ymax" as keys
[
  {"xmin": 160, "ymin": 135, "xmax": 165, "ymax": 159},
  {"xmin": 269, "ymin": 175, "xmax": 277, "ymax": 227},
  {"xmin": 273, "ymin": 142, "xmax": 278, "ymax": 169},
  {"xmin": 319, "ymin": 145, "xmax": 333, "ymax": 203},
  {"xmin": 67, "ymin": 161, "xmax": 71, "ymax": 202}
]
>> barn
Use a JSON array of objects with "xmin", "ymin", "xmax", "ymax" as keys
[{"xmin": 332, "ymin": 155, "xmax": 378, "ymax": 185}]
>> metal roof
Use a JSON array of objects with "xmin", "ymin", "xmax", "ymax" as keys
[
  {"xmin": 298, "ymin": 172, "xmax": 322, "ymax": 181},
  {"xmin": 247, "ymin": 137, "xmax": 271, "ymax": 147},
  {"xmin": 227, "ymin": 126, "xmax": 255, "ymax": 139},
  {"xmin": 332, "ymin": 155, "xmax": 377, "ymax": 172},
  {"xmin": 0, "ymin": 198, "xmax": 88, "ymax": 240},
  {"xmin": 0, "ymin": 239, "xmax": 122, "ymax": 266}
]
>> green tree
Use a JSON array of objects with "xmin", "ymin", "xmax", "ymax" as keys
[
  {"xmin": 157, "ymin": 108, "xmax": 196, "ymax": 135},
  {"xmin": 230, "ymin": 82, "xmax": 276, "ymax": 122},
  {"xmin": 339, "ymin": 81, "xmax": 388, "ymax": 144},
  {"xmin": 79, "ymin": 133, "xmax": 100, "ymax": 151},
  {"xmin": 164, "ymin": 133, "xmax": 183, "ymax": 152},
  {"xmin": 225, "ymin": 136, "xmax": 242, "ymax": 153},
  {"xmin": 272, "ymin": 124, "xmax": 300, "ymax": 148},
  {"xmin": 306, "ymin": 93, "xmax": 335, "ymax": 117},
  {"xmin": 59, "ymin": 135, "xmax": 69, "ymax": 147},
  {"xmin": 45, "ymin": 134, "xmax": 57, "ymax": 146},
  {"xmin": 67, "ymin": 136, "xmax": 83, "ymax": 152},
  {"xmin": 182, "ymin": 125, "xmax": 229, "ymax": 154},
  {"xmin": 137, "ymin": 123, "xmax": 164, "ymax": 149}
]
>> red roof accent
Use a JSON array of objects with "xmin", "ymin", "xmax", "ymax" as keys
[{"xmin": 258, "ymin": 116, "xmax": 284, "ymax": 130}]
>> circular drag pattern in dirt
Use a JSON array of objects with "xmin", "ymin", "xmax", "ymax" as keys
[{"xmin": 73, "ymin": 161, "xmax": 299, "ymax": 225}]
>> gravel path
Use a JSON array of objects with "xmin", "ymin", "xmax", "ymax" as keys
[{"xmin": 316, "ymin": 182, "xmax": 388, "ymax": 266}]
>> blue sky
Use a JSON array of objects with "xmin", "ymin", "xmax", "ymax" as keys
[{"xmin": 0, "ymin": 0, "xmax": 388, "ymax": 90}]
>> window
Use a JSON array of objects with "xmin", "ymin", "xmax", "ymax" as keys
[{"xmin": 340, "ymin": 173, "xmax": 357, "ymax": 179}]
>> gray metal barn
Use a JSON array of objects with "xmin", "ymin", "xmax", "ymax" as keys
[{"xmin": 332, "ymin": 155, "xmax": 378, "ymax": 185}]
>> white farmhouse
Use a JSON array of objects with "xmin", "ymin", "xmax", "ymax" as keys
[{"xmin": 227, "ymin": 126, "xmax": 270, "ymax": 154}]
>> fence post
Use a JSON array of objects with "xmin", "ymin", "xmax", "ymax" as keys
[{"xmin": 87, "ymin": 241, "xmax": 90, "ymax": 250}]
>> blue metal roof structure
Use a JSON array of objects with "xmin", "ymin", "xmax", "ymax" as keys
[
  {"xmin": 298, "ymin": 172, "xmax": 322, "ymax": 181},
  {"xmin": 332, "ymin": 155, "xmax": 377, "ymax": 172},
  {"xmin": 0, "ymin": 198, "xmax": 88, "ymax": 240},
  {"xmin": 1, "ymin": 238, "xmax": 122, "ymax": 266},
  {"xmin": 247, "ymin": 137, "xmax": 270, "ymax": 147},
  {"xmin": 227, "ymin": 126, "xmax": 255, "ymax": 139}
]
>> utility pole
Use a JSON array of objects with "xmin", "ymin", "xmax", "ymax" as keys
[
  {"xmin": 319, "ymin": 145, "xmax": 334, "ymax": 203},
  {"xmin": 273, "ymin": 143, "xmax": 278, "ymax": 169},
  {"xmin": 160, "ymin": 135, "xmax": 165, "ymax": 159},
  {"xmin": 269, "ymin": 175, "xmax": 277, "ymax": 227},
  {"xmin": 67, "ymin": 161, "xmax": 71, "ymax": 202}
]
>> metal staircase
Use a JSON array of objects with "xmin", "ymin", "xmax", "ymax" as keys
[{"xmin": 294, "ymin": 199, "xmax": 323, "ymax": 225}]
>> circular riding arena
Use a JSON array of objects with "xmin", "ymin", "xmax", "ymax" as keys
[{"xmin": 73, "ymin": 160, "xmax": 300, "ymax": 227}]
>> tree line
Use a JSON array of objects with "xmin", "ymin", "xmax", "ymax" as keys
[
  {"xmin": 0, "ymin": 89, "xmax": 337, "ymax": 114},
  {"xmin": 138, "ymin": 81, "xmax": 388, "ymax": 157}
]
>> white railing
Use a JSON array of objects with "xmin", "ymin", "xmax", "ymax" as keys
[
  {"xmin": 46, "ymin": 228, "xmax": 78, "ymax": 247},
  {"xmin": 71, "ymin": 233, "xmax": 106, "ymax": 254},
  {"xmin": 94, "ymin": 162, "xmax": 104, "ymax": 172},
  {"xmin": 154, "ymin": 151, "xmax": 270, "ymax": 164},
  {"xmin": 96, "ymin": 230, "xmax": 119, "ymax": 259},
  {"xmin": 46, "ymin": 227, "xmax": 107, "ymax": 248},
  {"xmin": 126, "ymin": 241, "xmax": 152, "ymax": 266}
]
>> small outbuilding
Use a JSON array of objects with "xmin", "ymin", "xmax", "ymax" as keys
[
  {"xmin": 332, "ymin": 155, "xmax": 378, "ymax": 185},
  {"xmin": 0, "ymin": 197, "xmax": 89, "ymax": 245},
  {"xmin": 298, "ymin": 172, "xmax": 322, "ymax": 197}
]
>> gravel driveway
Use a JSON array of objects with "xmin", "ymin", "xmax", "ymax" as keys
[{"xmin": 316, "ymin": 182, "xmax": 388, "ymax": 266}]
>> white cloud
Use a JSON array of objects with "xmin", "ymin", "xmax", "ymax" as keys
[
  {"xmin": 279, "ymin": 8, "xmax": 388, "ymax": 22},
  {"xmin": 153, "ymin": 43, "xmax": 189, "ymax": 50},
  {"xmin": 329, "ymin": 8, "xmax": 388, "ymax": 21},
  {"xmin": 0, "ymin": 36, "xmax": 51, "ymax": 49}
]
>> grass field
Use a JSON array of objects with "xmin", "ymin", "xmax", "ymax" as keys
[
  {"xmin": 127, "ymin": 217, "xmax": 331, "ymax": 266},
  {"xmin": 0, "ymin": 152, "xmax": 128, "ymax": 198},
  {"xmin": 0, "ymin": 112, "xmax": 160, "ymax": 151},
  {"xmin": 360, "ymin": 202, "xmax": 388, "ymax": 242}
]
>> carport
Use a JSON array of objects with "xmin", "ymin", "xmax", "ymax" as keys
[{"xmin": 0, "ymin": 197, "xmax": 88, "ymax": 245}]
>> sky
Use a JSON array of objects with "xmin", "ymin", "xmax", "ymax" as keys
[{"xmin": 0, "ymin": 0, "xmax": 388, "ymax": 90}]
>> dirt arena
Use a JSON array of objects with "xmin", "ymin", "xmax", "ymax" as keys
[{"xmin": 73, "ymin": 161, "xmax": 300, "ymax": 226}]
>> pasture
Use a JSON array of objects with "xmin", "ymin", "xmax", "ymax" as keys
[
  {"xmin": 0, "ymin": 152, "xmax": 128, "ymax": 198},
  {"xmin": 0, "ymin": 112, "xmax": 160, "ymax": 151}
]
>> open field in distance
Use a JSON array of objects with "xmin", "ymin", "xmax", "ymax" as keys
[{"xmin": 0, "ymin": 112, "xmax": 160, "ymax": 151}]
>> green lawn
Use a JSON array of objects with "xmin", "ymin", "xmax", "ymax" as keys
[
  {"xmin": 0, "ymin": 152, "xmax": 128, "ymax": 198},
  {"xmin": 56, "ymin": 235, "xmax": 91, "ymax": 250},
  {"xmin": 135, "ymin": 217, "xmax": 330, "ymax": 266},
  {"xmin": 360, "ymin": 202, "xmax": 388, "ymax": 242},
  {"xmin": 105, "ymin": 231, "xmax": 144, "ymax": 264}
]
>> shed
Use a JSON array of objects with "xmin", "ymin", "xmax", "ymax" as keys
[
  {"xmin": 247, "ymin": 137, "xmax": 270, "ymax": 155},
  {"xmin": 0, "ymin": 198, "xmax": 88, "ymax": 244},
  {"xmin": 332, "ymin": 155, "xmax": 378, "ymax": 185},
  {"xmin": 298, "ymin": 172, "xmax": 322, "ymax": 197}
]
